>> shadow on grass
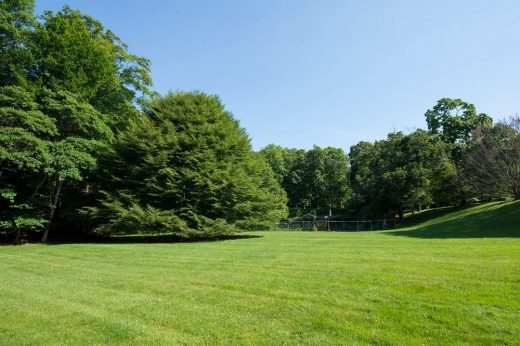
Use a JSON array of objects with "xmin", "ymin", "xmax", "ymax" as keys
[
  {"xmin": 399, "ymin": 205, "xmax": 467, "ymax": 228},
  {"xmin": 387, "ymin": 201, "xmax": 520, "ymax": 239},
  {"xmin": 43, "ymin": 233, "xmax": 263, "ymax": 245}
]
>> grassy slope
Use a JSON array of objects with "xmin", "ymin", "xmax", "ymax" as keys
[{"xmin": 0, "ymin": 201, "xmax": 519, "ymax": 345}]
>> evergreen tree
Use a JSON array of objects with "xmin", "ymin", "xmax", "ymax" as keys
[{"xmin": 89, "ymin": 92, "xmax": 287, "ymax": 237}]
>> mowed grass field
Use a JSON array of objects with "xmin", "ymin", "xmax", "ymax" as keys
[{"xmin": 1, "ymin": 202, "xmax": 519, "ymax": 345}]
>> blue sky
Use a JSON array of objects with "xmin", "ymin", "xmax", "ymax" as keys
[{"xmin": 37, "ymin": 0, "xmax": 520, "ymax": 151}]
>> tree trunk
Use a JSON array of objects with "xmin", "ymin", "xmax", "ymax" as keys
[
  {"xmin": 460, "ymin": 186, "xmax": 467, "ymax": 206},
  {"xmin": 29, "ymin": 176, "xmax": 47, "ymax": 200},
  {"xmin": 42, "ymin": 179, "xmax": 62, "ymax": 243},
  {"xmin": 397, "ymin": 207, "xmax": 404, "ymax": 223},
  {"xmin": 14, "ymin": 229, "xmax": 21, "ymax": 245}
]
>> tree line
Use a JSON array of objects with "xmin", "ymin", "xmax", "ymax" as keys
[
  {"xmin": 1, "ymin": 1, "xmax": 519, "ymax": 243},
  {"xmin": 0, "ymin": 1, "xmax": 287, "ymax": 243},
  {"xmin": 260, "ymin": 99, "xmax": 520, "ymax": 221},
  {"xmin": 259, "ymin": 145, "xmax": 350, "ymax": 210}
]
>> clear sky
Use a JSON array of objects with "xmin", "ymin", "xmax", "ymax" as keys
[{"xmin": 36, "ymin": 0, "xmax": 520, "ymax": 151}]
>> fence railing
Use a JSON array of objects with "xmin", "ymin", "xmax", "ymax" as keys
[{"xmin": 276, "ymin": 219, "xmax": 396, "ymax": 231}]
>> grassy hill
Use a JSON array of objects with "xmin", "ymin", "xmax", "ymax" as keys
[
  {"xmin": 398, "ymin": 200, "xmax": 520, "ymax": 238},
  {"xmin": 0, "ymin": 202, "xmax": 519, "ymax": 344}
]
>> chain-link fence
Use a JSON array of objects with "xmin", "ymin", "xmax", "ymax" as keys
[{"xmin": 276, "ymin": 219, "xmax": 396, "ymax": 231}]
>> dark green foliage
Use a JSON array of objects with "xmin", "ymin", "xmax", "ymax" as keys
[
  {"xmin": 259, "ymin": 145, "xmax": 350, "ymax": 209},
  {"xmin": 425, "ymin": 98, "xmax": 492, "ymax": 145},
  {"xmin": 1, "ymin": 1, "xmax": 509, "ymax": 243},
  {"xmin": 0, "ymin": 0, "xmax": 35, "ymax": 87},
  {"xmin": 89, "ymin": 92, "xmax": 287, "ymax": 237},
  {"xmin": 425, "ymin": 98, "xmax": 492, "ymax": 164},
  {"xmin": 39, "ymin": 89, "xmax": 113, "ymax": 140},
  {"xmin": 0, "ymin": 86, "xmax": 57, "ymax": 135},
  {"xmin": 0, "ymin": 2, "xmax": 153, "ymax": 242},
  {"xmin": 92, "ymin": 197, "xmax": 188, "ymax": 235},
  {"xmin": 280, "ymin": 148, "xmax": 308, "ymax": 207},
  {"xmin": 33, "ymin": 6, "xmax": 153, "ymax": 121},
  {"xmin": 347, "ymin": 99, "xmax": 496, "ymax": 221},
  {"xmin": 257, "ymin": 144, "xmax": 287, "ymax": 184},
  {"xmin": 0, "ymin": 86, "xmax": 50, "ymax": 240},
  {"xmin": 424, "ymin": 98, "xmax": 494, "ymax": 204},
  {"xmin": 303, "ymin": 146, "xmax": 350, "ymax": 208},
  {"xmin": 0, "ymin": 84, "xmax": 113, "ymax": 242},
  {"xmin": 349, "ymin": 130, "xmax": 456, "ymax": 220}
]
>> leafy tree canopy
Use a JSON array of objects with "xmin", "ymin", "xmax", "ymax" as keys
[
  {"xmin": 89, "ymin": 92, "xmax": 287, "ymax": 237},
  {"xmin": 0, "ymin": 1, "xmax": 153, "ymax": 242},
  {"xmin": 425, "ymin": 98, "xmax": 493, "ymax": 144},
  {"xmin": 0, "ymin": 0, "xmax": 35, "ymax": 86},
  {"xmin": 33, "ymin": 6, "xmax": 153, "ymax": 125},
  {"xmin": 349, "ymin": 130, "xmax": 455, "ymax": 220}
]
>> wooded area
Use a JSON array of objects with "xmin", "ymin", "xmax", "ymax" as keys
[
  {"xmin": 0, "ymin": 1, "xmax": 287, "ymax": 243},
  {"xmin": 261, "ymin": 100, "xmax": 519, "ymax": 221},
  {"xmin": 1, "ymin": 1, "xmax": 519, "ymax": 244},
  {"xmin": 1, "ymin": 2, "xmax": 519, "ymax": 344}
]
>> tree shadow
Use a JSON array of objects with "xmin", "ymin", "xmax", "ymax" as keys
[
  {"xmin": 399, "ymin": 205, "xmax": 467, "ymax": 228},
  {"xmin": 386, "ymin": 201, "xmax": 520, "ymax": 239},
  {"xmin": 42, "ymin": 233, "xmax": 262, "ymax": 245}
]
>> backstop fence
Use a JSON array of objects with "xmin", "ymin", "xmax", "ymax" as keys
[{"xmin": 276, "ymin": 219, "xmax": 396, "ymax": 231}]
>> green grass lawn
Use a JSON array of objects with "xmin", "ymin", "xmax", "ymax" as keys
[{"xmin": 1, "ymin": 202, "xmax": 519, "ymax": 345}]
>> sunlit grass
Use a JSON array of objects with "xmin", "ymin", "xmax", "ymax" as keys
[{"xmin": 1, "ymin": 202, "xmax": 519, "ymax": 344}]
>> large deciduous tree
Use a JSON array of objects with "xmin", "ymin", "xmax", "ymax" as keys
[
  {"xmin": 304, "ymin": 146, "xmax": 350, "ymax": 209},
  {"xmin": 0, "ymin": 86, "xmax": 50, "ymax": 242},
  {"xmin": 33, "ymin": 6, "xmax": 152, "ymax": 124},
  {"xmin": 349, "ymin": 130, "xmax": 455, "ymax": 221},
  {"xmin": 425, "ymin": 98, "xmax": 492, "ymax": 147},
  {"xmin": 0, "ymin": 2, "xmax": 152, "ymax": 242},
  {"xmin": 258, "ymin": 144, "xmax": 287, "ymax": 185},
  {"xmin": 0, "ymin": 0, "xmax": 35, "ymax": 87},
  {"xmin": 89, "ymin": 92, "xmax": 287, "ymax": 237},
  {"xmin": 464, "ymin": 117, "xmax": 520, "ymax": 200},
  {"xmin": 259, "ymin": 145, "xmax": 351, "ymax": 209},
  {"xmin": 0, "ymin": 86, "xmax": 113, "ymax": 242},
  {"xmin": 424, "ymin": 98, "xmax": 493, "ymax": 204}
]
